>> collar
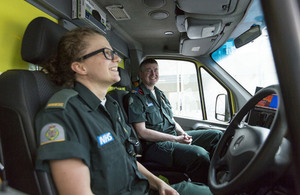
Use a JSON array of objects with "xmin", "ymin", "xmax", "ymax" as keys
[
  {"xmin": 74, "ymin": 82, "xmax": 102, "ymax": 111},
  {"xmin": 139, "ymin": 83, "xmax": 161, "ymax": 95}
]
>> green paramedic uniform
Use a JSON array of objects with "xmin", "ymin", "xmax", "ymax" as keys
[
  {"xmin": 128, "ymin": 83, "xmax": 223, "ymax": 184},
  {"xmin": 35, "ymin": 82, "xmax": 149, "ymax": 194},
  {"xmin": 35, "ymin": 82, "xmax": 212, "ymax": 195}
]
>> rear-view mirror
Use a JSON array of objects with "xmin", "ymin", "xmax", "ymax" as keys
[{"xmin": 234, "ymin": 25, "xmax": 262, "ymax": 48}]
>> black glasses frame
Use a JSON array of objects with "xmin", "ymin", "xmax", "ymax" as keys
[{"xmin": 77, "ymin": 48, "xmax": 118, "ymax": 61}]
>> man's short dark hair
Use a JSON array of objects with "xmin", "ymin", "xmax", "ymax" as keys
[{"xmin": 139, "ymin": 58, "xmax": 158, "ymax": 72}]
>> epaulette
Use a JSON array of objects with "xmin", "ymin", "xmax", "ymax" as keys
[
  {"xmin": 46, "ymin": 89, "xmax": 78, "ymax": 110},
  {"xmin": 131, "ymin": 87, "xmax": 145, "ymax": 96},
  {"xmin": 131, "ymin": 89, "xmax": 137, "ymax": 94}
]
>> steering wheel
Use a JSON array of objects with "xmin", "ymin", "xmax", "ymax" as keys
[{"xmin": 209, "ymin": 85, "xmax": 290, "ymax": 194}]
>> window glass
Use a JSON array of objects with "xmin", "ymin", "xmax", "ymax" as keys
[
  {"xmin": 212, "ymin": 28, "xmax": 278, "ymax": 95},
  {"xmin": 156, "ymin": 59, "xmax": 203, "ymax": 119},
  {"xmin": 200, "ymin": 68, "xmax": 228, "ymax": 122}
]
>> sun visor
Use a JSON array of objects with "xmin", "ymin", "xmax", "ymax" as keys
[
  {"xmin": 176, "ymin": 15, "xmax": 186, "ymax": 32},
  {"xmin": 176, "ymin": 0, "xmax": 238, "ymax": 15},
  {"xmin": 180, "ymin": 34, "xmax": 218, "ymax": 56},
  {"xmin": 185, "ymin": 18, "xmax": 222, "ymax": 39}
]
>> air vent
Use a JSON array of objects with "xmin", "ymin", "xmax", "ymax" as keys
[{"xmin": 106, "ymin": 5, "xmax": 131, "ymax": 21}]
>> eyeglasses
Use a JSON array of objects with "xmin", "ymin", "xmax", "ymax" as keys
[{"xmin": 77, "ymin": 48, "xmax": 119, "ymax": 61}]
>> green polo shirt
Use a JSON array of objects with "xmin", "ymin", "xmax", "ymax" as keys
[
  {"xmin": 35, "ymin": 82, "xmax": 148, "ymax": 195},
  {"xmin": 128, "ymin": 83, "xmax": 176, "ymax": 135}
]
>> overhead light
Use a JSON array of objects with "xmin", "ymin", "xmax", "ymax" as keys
[
  {"xmin": 164, "ymin": 31, "xmax": 174, "ymax": 35},
  {"xmin": 106, "ymin": 5, "xmax": 131, "ymax": 21}
]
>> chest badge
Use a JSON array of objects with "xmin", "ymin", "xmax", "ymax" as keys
[{"xmin": 97, "ymin": 132, "xmax": 114, "ymax": 146}]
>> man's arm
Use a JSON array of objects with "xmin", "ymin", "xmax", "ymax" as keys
[
  {"xmin": 137, "ymin": 161, "xmax": 179, "ymax": 195},
  {"xmin": 174, "ymin": 119, "xmax": 185, "ymax": 135},
  {"xmin": 173, "ymin": 119, "xmax": 192, "ymax": 144},
  {"xmin": 49, "ymin": 158, "xmax": 94, "ymax": 195},
  {"xmin": 133, "ymin": 122, "xmax": 190, "ymax": 144}
]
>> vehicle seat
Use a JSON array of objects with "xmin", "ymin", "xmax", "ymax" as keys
[
  {"xmin": 0, "ymin": 17, "xmax": 67, "ymax": 195},
  {"xmin": 108, "ymin": 67, "xmax": 133, "ymax": 123},
  {"xmin": 108, "ymin": 68, "xmax": 190, "ymax": 184}
]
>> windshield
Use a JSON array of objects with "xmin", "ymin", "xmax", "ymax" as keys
[{"xmin": 212, "ymin": 2, "xmax": 278, "ymax": 95}]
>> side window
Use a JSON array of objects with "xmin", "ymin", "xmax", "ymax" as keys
[
  {"xmin": 156, "ymin": 59, "xmax": 203, "ymax": 119},
  {"xmin": 200, "ymin": 67, "xmax": 230, "ymax": 122}
]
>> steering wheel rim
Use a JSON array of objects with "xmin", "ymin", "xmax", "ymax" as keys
[{"xmin": 209, "ymin": 85, "xmax": 288, "ymax": 194}]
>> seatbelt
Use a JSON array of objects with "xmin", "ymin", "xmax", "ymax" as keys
[
  {"xmin": 0, "ymin": 137, "xmax": 28, "ymax": 194},
  {"xmin": 126, "ymin": 124, "xmax": 142, "ymax": 157}
]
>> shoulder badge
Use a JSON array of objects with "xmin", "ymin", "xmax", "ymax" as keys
[
  {"xmin": 46, "ymin": 89, "xmax": 78, "ymax": 110},
  {"xmin": 129, "ymin": 96, "xmax": 134, "ymax": 105},
  {"xmin": 40, "ymin": 123, "xmax": 65, "ymax": 145}
]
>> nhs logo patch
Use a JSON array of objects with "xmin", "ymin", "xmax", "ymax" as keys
[{"xmin": 97, "ymin": 132, "xmax": 114, "ymax": 146}]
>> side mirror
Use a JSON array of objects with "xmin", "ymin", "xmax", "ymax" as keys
[
  {"xmin": 215, "ymin": 94, "xmax": 231, "ymax": 122},
  {"xmin": 234, "ymin": 25, "xmax": 262, "ymax": 48}
]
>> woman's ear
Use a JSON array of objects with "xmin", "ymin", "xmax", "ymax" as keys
[{"xmin": 71, "ymin": 61, "xmax": 87, "ymax": 75}]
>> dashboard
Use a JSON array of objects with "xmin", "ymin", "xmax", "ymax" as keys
[{"xmin": 247, "ymin": 94, "xmax": 278, "ymax": 128}]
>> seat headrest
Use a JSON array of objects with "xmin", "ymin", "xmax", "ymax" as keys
[
  {"xmin": 112, "ymin": 67, "xmax": 132, "ymax": 90},
  {"xmin": 21, "ymin": 17, "xmax": 68, "ymax": 66}
]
